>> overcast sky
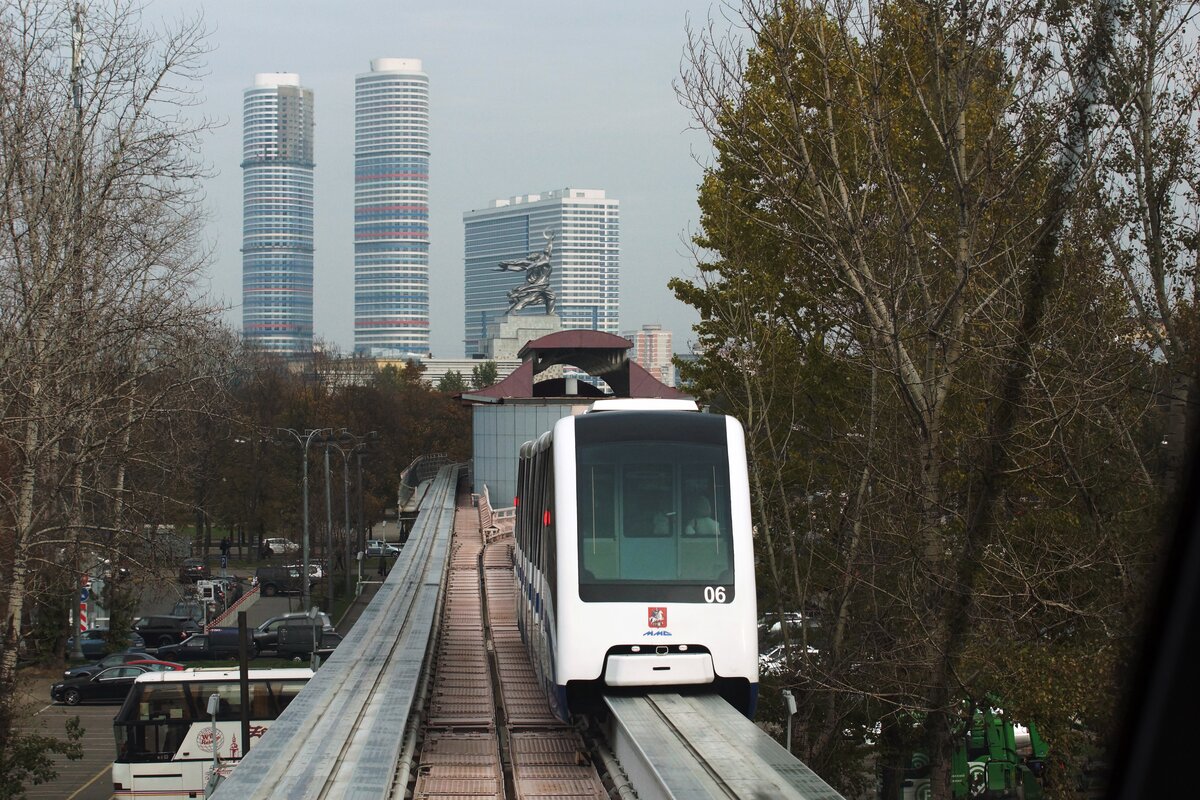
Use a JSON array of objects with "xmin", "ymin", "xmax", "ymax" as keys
[{"xmin": 165, "ymin": 0, "xmax": 726, "ymax": 357}]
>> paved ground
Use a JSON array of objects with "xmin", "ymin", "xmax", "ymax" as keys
[
  {"xmin": 17, "ymin": 668, "xmax": 118, "ymax": 800},
  {"xmin": 14, "ymin": 577, "xmax": 382, "ymax": 800}
]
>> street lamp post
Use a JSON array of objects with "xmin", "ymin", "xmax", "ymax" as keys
[
  {"xmin": 321, "ymin": 437, "xmax": 342, "ymax": 606},
  {"xmin": 325, "ymin": 441, "xmax": 353, "ymax": 602},
  {"xmin": 327, "ymin": 431, "xmax": 377, "ymax": 598},
  {"xmin": 278, "ymin": 428, "xmax": 329, "ymax": 611}
]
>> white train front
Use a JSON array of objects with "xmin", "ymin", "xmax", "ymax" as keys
[{"xmin": 512, "ymin": 400, "xmax": 758, "ymax": 720}]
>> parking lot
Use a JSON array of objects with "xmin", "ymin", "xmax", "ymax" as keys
[
  {"xmin": 13, "ymin": 560, "xmax": 377, "ymax": 800},
  {"xmin": 19, "ymin": 670, "xmax": 120, "ymax": 800}
]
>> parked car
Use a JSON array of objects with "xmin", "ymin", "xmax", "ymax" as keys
[
  {"xmin": 51, "ymin": 664, "xmax": 152, "ymax": 705},
  {"xmin": 253, "ymin": 612, "xmax": 334, "ymax": 654},
  {"xmin": 170, "ymin": 600, "xmax": 205, "ymax": 623},
  {"xmin": 62, "ymin": 650, "xmax": 153, "ymax": 680},
  {"xmin": 178, "ymin": 557, "xmax": 210, "ymax": 582},
  {"xmin": 132, "ymin": 615, "xmax": 202, "ymax": 648},
  {"xmin": 283, "ymin": 563, "xmax": 324, "ymax": 581},
  {"xmin": 262, "ymin": 537, "xmax": 299, "ymax": 555},
  {"xmin": 254, "ymin": 566, "xmax": 310, "ymax": 597},
  {"xmin": 126, "ymin": 659, "xmax": 185, "ymax": 672},
  {"xmin": 365, "ymin": 539, "xmax": 401, "ymax": 557},
  {"xmin": 65, "ymin": 629, "xmax": 146, "ymax": 660},
  {"xmin": 275, "ymin": 622, "xmax": 343, "ymax": 660},
  {"xmin": 155, "ymin": 628, "xmax": 250, "ymax": 662}
]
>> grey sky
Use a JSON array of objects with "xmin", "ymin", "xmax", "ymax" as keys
[{"xmin": 173, "ymin": 1, "xmax": 722, "ymax": 357}]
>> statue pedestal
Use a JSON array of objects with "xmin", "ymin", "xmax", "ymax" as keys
[{"xmin": 486, "ymin": 313, "xmax": 562, "ymax": 360}]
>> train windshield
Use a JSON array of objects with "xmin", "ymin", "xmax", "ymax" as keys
[{"xmin": 576, "ymin": 414, "xmax": 734, "ymax": 602}]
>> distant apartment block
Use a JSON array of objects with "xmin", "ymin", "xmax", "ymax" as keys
[
  {"xmin": 354, "ymin": 58, "xmax": 430, "ymax": 356},
  {"xmin": 463, "ymin": 188, "xmax": 619, "ymax": 357},
  {"xmin": 624, "ymin": 323, "xmax": 675, "ymax": 387},
  {"xmin": 242, "ymin": 73, "xmax": 315, "ymax": 357}
]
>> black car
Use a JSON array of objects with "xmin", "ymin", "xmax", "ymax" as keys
[
  {"xmin": 51, "ymin": 665, "xmax": 151, "ymax": 705},
  {"xmin": 254, "ymin": 566, "xmax": 309, "ymax": 597},
  {"xmin": 156, "ymin": 628, "xmax": 250, "ymax": 662},
  {"xmin": 63, "ymin": 649, "xmax": 154, "ymax": 680},
  {"xmin": 132, "ymin": 615, "xmax": 202, "ymax": 648},
  {"xmin": 178, "ymin": 557, "xmax": 210, "ymax": 582},
  {"xmin": 253, "ymin": 612, "xmax": 333, "ymax": 654}
]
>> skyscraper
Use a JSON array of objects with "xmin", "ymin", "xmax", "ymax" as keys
[
  {"xmin": 354, "ymin": 58, "xmax": 430, "ymax": 356},
  {"xmin": 463, "ymin": 188, "xmax": 619, "ymax": 357},
  {"xmin": 242, "ymin": 73, "xmax": 315, "ymax": 358},
  {"xmin": 624, "ymin": 323, "xmax": 675, "ymax": 387}
]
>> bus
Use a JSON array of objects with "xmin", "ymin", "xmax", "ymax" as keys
[{"xmin": 112, "ymin": 667, "xmax": 312, "ymax": 798}]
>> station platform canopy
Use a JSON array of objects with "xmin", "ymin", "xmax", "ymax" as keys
[{"xmin": 459, "ymin": 330, "xmax": 690, "ymax": 403}]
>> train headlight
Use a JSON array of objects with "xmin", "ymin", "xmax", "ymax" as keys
[
  {"xmin": 631, "ymin": 646, "xmax": 640, "ymax": 653},
  {"xmin": 679, "ymin": 645, "xmax": 688, "ymax": 651}
]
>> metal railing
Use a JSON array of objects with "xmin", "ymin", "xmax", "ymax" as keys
[{"xmin": 397, "ymin": 452, "xmax": 448, "ymax": 510}]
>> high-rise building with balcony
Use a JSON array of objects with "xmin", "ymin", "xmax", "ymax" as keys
[
  {"xmin": 354, "ymin": 58, "xmax": 430, "ymax": 356},
  {"xmin": 463, "ymin": 188, "xmax": 619, "ymax": 357},
  {"xmin": 242, "ymin": 73, "xmax": 315, "ymax": 357},
  {"xmin": 624, "ymin": 323, "xmax": 675, "ymax": 387}
]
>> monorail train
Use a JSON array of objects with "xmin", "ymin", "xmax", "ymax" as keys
[{"xmin": 512, "ymin": 398, "xmax": 758, "ymax": 720}]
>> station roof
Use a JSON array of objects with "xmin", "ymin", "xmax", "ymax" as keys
[{"xmin": 460, "ymin": 330, "xmax": 690, "ymax": 403}]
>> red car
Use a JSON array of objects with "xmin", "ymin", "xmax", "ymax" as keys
[{"xmin": 126, "ymin": 659, "xmax": 185, "ymax": 672}]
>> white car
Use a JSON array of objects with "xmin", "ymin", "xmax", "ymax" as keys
[
  {"xmin": 365, "ymin": 540, "xmax": 401, "ymax": 557},
  {"xmin": 262, "ymin": 537, "xmax": 300, "ymax": 555}
]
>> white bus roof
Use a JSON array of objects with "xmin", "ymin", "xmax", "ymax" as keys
[
  {"xmin": 133, "ymin": 667, "xmax": 314, "ymax": 684},
  {"xmin": 587, "ymin": 399, "xmax": 699, "ymax": 413}
]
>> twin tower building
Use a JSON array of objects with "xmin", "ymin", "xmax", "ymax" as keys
[{"xmin": 242, "ymin": 59, "xmax": 620, "ymax": 360}]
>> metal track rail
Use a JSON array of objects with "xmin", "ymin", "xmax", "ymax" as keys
[
  {"xmin": 605, "ymin": 693, "xmax": 847, "ymax": 800},
  {"xmin": 411, "ymin": 497, "xmax": 606, "ymax": 799},
  {"xmin": 211, "ymin": 465, "xmax": 461, "ymax": 800}
]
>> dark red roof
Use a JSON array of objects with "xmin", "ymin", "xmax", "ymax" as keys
[
  {"xmin": 517, "ymin": 329, "xmax": 632, "ymax": 358},
  {"xmin": 466, "ymin": 360, "xmax": 534, "ymax": 399},
  {"xmin": 459, "ymin": 328, "xmax": 690, "ymax": 402}
]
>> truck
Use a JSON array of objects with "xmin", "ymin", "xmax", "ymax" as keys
[
  {"xmin": 275, "ymin": 621, "xmax": 343, "ymax": 660},
  {"xmin": 900, "ymin": 708, "xmax": 1049, "ymax": 799}
]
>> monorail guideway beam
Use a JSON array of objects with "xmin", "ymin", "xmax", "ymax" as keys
[
  {"xmin": 605, "ymin": 693, "xmax": 846, "ymax": 800},
  {"xmin": 210, "ymin": 465, "xmax": 460, "ymax": 800}
]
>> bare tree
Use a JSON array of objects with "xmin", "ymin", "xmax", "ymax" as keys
[
  {"xmin": 1095, "ymin": 0, "xmax": 1200, "ymax": 495},
  {"xmin": 0, "ymin": 2, "xmax": 222, "ymax": 788}
]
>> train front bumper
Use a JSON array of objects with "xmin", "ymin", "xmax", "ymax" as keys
[{"xmin": 604, "ymin": 653, "xmax": 715, "ymax": 686}]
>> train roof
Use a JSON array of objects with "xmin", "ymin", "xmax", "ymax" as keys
[
  {"xmin": 588, "ymin": 399, "xmax": 699, "ymax": 413},
  {"xmin": 132, "ymin": 667, "xmax": 314, "ymax": 684}
]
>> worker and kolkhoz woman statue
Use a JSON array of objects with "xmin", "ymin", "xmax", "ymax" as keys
[{"xmin": 498, "ymin": 230, "xmax": 556, "ymax": 315}]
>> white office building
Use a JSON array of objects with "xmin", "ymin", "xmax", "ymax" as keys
[
  {"xmin": 354, "ymin": 58, "xmax": 430, "ymax": 356},
  {"xmin": 463, "ymin": 188, "xmax": 619, "ymax": 357}
]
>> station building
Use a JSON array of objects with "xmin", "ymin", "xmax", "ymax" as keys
[{"xmin": 459, "ymin": 330, "xmax": 689, "ymax": 505}]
